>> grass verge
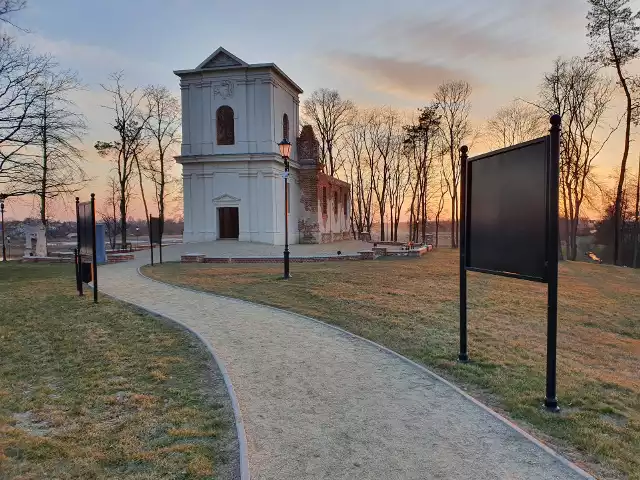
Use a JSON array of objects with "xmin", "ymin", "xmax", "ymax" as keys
[
  {"xmin": 0, "ymin": 263, "xmax": 238, "ymax": 479},
  {"xmin": 143, "ymin": 249, "xmax": 640, "ymax": 480}
]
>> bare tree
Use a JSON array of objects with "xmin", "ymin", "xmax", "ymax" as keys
[
  {"xmin": 433, "ymin": 164, "xmax": 448, "ymax": 247},
  {"xmin": 388, "ymin": 139, "xmax": 410, "ymax": 242},
  {"xmin": 0, "ymin": 0, "xmax": 26, "ymax": 28},
  {"xmin": 142, "ymin": 85, "xmax": 181, "ymax": 232},
  {"xmin": 0, "ymin": 36, "xmax": 51, "ymax": 196},
  {"xmin": 537, "ymin": 57, "xmax": 618, "ymax": 260},
  {"xmin": 404, "ymin": 104, "xmax": 439, "ymax": 243},
  {"xmin": 486, "ymin": 100, "xmax": 545, "ymax": 148},
  {"xmin": 435, "ymin": 80, "xmax": 473, "ymax": 248},
  {"xmin": 344, "ymin": 110, "xmax": 374, "ymax": 238},
  {"xmin": 587, "ymin": 0, "xmax": 640, "ymax": 265},
  {"xmin": 21, "ymin": 68, "xmax": 87, "ymax": 227},
  {"xmin": 100, "ymin": 176, "xmax": 120, "ymax": 250},
  {"xmin": 366, "ymin": 107, "xmax": 401, "ymax": 241},
  {"xmin": 95, "ymin": 72, "xmax": 148, "ymax": 247},
  {"xmin": 302, "ymin": 88, "xmax": 355, "ymax": 176},
  {"xmin": 133, "ymin": 149, "xmax": 150, "ymax": 235}
]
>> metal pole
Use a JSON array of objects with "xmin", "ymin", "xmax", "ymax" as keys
[
  {"xmin": 458, "ymin": 146, "xmax": 469, "ymax": 362},
  {"xmin": 159, "ymin": 217, "xmax": 163, "ymax": 264},
  {"xmin": 150, "ymin": 215, "xmax": 154, "ymax": 267},
  {"xmin": 545, "ymin": 114, "xmax": 561, "ymax": 412},
  {"xmin": 283, "ymin": 158, "xmax": 290, "ymax": 279},
  {"xmin": 1, "ymin": 199, "xmax": 6, "ymax": 262},
  {"xmin": 76, "ymin": 197, "xmax": 83, "ymax": 297},
  {"xmin": 74, "ymin": 248, "xmax": 81, "ymax": 294},
  {"xmin": 91, "ymin": 193, "xmax": 98, "ymax": 304}
]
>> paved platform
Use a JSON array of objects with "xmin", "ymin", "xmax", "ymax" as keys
[{"xmin": 97, "ymin": 241, "xmax": 591, "ymax": 480}]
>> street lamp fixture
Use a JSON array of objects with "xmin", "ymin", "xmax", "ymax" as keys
[
  {"xmin": 278, "ymin": 138, "xmax": 292, "ymax": 279},
  {"xmin": 135, "ymin": 226, "xmax": 140, "ymax": 250},
  {"xmin": 278, "ymin": 137, "xmax": 292, "ymax": 159}
]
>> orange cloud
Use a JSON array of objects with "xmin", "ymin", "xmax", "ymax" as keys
[{"xmin": 329, "ymin": 53, "xmax": 481, "ymax": 101}]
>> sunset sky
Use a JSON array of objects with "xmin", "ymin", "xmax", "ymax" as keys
[{"xmin": 3, "ymin": 0, "xmax": 639, "ymax": 220}]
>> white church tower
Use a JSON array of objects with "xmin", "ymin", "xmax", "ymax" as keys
[
  {"xmin": 175, "ymin": 47, "xmax": 352, "ymax": 245},
  {"xmin": 174, "ymin": 47, "xmax": 302, "ymax": 245}
]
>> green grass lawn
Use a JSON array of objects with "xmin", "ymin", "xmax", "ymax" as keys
[
  {"xmin": 143, "ymin": 249, "xmax": 640, "ymax": 480},
  {"xmin": 0, "ymin": 263, "xmax": 238, "ymax": 479}
]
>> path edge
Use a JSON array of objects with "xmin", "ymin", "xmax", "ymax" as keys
[
  {"xmin": 137, "ymin": 266, "xmax": 595, "ymax": 480},
  {"xmin": 99, "ymin": 283, "xmax": 251, "ymax": 480}
]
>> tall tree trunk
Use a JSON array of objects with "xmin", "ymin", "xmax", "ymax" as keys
[
  {"xmin": 570, "ymin": 217, "xmax": 579, "ymax": 261},
  {"xmin": 450, "ymin": 197, "xmax": 455, "ymax": 248},
  {"xmin": 111, "ymin": 199, "xmax": 117, "ymax": 249},
  {"xmin": 159, "ymin": 150, "xmax": 165, "ymax": 242},
  {"xmin": 633, "ymin": 153, "xmax": 640, "ymax": 268},
  {"xmin": 561, "ymin": 177, "xmax": 569, "ymax": 261},
  {"xmin": 40, "ymin": 125, "xmax": 48, "ymax": 227},
  {"xmin": 454, "ymin": 197, "xmax": 459, "ymax": 248},
  {"xmin": 613, "ymin": 69, "xmax": 632, "ymax": 265},
  {"xmin": 119, "ymin": 191, "xmax": 127, "ymax": 246},
  {"xmin": 568, "ymin": 188, "xmax": 576, "ymax": 261},
  {"xmin": 135, "ymin": 154, "xmax": 150, "ymax": 233}
]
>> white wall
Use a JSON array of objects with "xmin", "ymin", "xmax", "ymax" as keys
[
  {"xmin": 182, "ymin": 160, "xmax": 301, "ymax": 245},
  {"xmin": 179, "ymin": 69, "xmax": 299, "ymax": 159},
  {"xmin": 273, "ymin": 82, "xmax": 298, "ymax": 160}
]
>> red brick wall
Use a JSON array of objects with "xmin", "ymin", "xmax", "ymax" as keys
[{"xmin": 298, "ymin": 169, "xmax": 318, "ymax": 213}]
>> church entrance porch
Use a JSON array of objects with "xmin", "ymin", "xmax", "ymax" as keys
[{"xmin": 218, "ymin": 207, "xmax": 239, "ymax": 239}]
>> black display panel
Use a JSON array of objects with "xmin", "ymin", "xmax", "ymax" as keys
[
  {"xmin": 78, "ymin": 201, "xmax": 94, "ymax": 256},
  {"xmin": 149, "ymin": 216, "xmax": 162, "ymax": 245},
  {"xmin": 465, "ymin": 137, "xmax": 550, "ymax": 282}
]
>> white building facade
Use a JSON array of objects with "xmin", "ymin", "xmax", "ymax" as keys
[{"xmin": 175, "ymin": 47, "xmax": 350, "ymax": 245}]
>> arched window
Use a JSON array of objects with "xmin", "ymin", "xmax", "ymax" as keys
[
  {"xmin": 216, "ymin": 106, "xmax": 235, "ymax": 145},
  {"xmin": 282, "ymin": 113, "xmax": 290, "ymax": 140}
]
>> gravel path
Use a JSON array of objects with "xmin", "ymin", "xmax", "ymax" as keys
[{"xmin": 98, "ymin": 242, "xmax": 591, "ymax": 480}]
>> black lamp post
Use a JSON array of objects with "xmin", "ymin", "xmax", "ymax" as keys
[
  {"xmin": 278, "ymin": 138, "xmax": 292, "ymax": 279},
  {"xmin": 135, "ymin": 226, "xmax": 140, "ymax": 250},
  {"xmin": 0, "ymin": 195, "xmax": 6, "ymax": 262}
]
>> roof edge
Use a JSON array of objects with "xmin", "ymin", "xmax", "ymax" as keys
[{"xmin": 173, "ymin": 63, "xmax": 303, "ymax": 94}]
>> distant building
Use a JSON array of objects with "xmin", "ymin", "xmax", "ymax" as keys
[{"xmin": 174, "ymin": 47, "xmax": 350, "ymax": 244}]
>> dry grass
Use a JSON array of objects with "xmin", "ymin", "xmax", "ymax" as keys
[
  {"xmin": 143, "ymin": 249, "xmax": 640, "ymax": 480},
  {"xmin": 0, "ymin": 263, "xmax": 238, "ymax": 479}
]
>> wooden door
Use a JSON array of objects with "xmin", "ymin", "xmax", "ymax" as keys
[{"xmin": 218, "ymin": 207, "xmax": 239, "ymax": 239}]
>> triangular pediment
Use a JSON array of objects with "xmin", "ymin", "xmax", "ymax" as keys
[
  {"xmin": 197, "ymin": 47, "xmax": 248, "ymax": 70},
  {"xmin": 212, "ymin": 193, "xmax": 241, "ymax": 204}
]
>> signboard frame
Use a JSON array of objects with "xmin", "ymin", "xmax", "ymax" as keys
[
  {"xmin": 459, "ymin": 115, "xmax": 561, "ymax": 411},
  {"xmin": 149, "ymin": 215, "xmax": 163, "ymax": 266},
  {"xmin": 75, "ymin": 194, "xmax": 98, "ymax": 303}
]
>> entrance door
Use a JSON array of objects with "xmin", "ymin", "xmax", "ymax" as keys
[{"xmin": 218, "ymin": 207, "xmax": 239, "ymax": 239}]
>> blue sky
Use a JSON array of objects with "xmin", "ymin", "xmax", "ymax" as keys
[{"xmin": 4, "ymin": 0, "xmax": 634, "ymax": 219}]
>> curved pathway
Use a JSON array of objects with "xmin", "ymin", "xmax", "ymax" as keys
[{"xmin": 98, "ymin": 243, "xmax": 591, "ymax": 480}]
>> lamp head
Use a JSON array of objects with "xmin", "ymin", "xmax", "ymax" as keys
[{"xmin": 278, "ymin": 138, "xmax": 292, "ymax": 159}]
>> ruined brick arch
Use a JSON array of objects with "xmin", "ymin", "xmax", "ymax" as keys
[{"xmin": 216, "ymin": 105, "xmax": 234, "ymax": 145}]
